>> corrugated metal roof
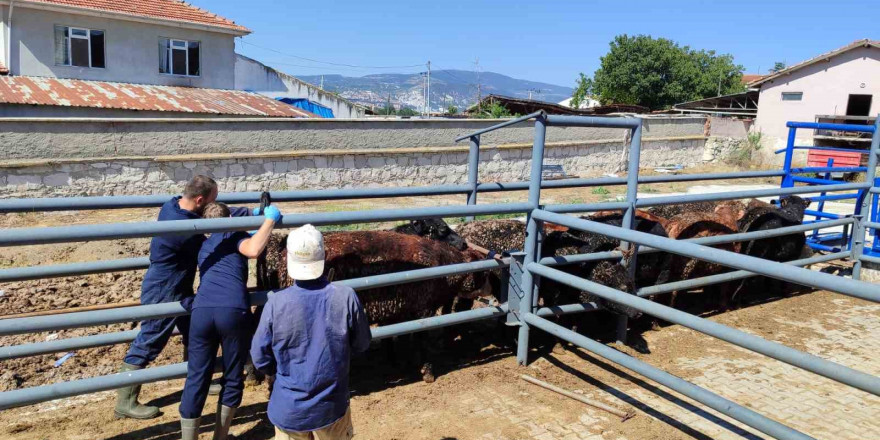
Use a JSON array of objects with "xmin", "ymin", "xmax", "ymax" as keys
[
  {"xmin": 18, "ymin": 0, "xmax": 250, "ymax": 34},
  {"xmin": 0, "ymin": 76, "xmax": 317, "ymax": 117}
]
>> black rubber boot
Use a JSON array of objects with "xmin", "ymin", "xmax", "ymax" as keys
[{"xmin": 113, "ymin": 363, "xmax": 160, "ymax": 419}]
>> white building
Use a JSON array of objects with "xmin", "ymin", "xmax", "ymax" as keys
[
  {"xmin": 558, "ymin": 96, "xmax": 599, "ymax": 109},
  {"xmin": 751, "ymin": 39, "xmax": 880, "ymax": 159}
]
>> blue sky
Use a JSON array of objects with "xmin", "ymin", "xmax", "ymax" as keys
[{"xmin": 194, "ymin": 0, "xmax": 879, "ymax": 88}]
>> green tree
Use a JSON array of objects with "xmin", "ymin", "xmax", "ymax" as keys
[
  {"xmin": 397, "ymin": 107, "xmax": 419, "ymax": 117},
  {"xmin": 474, "ymin": 102, "xmax": 515, "ymax": 119},
  {"xmin": 376, "ymin": 104, "xmax": 396, "ymax": 116},
  {"xmin": 572, "ymin": 35, "xmax": 745, "ymax": 110},
  {"xmin": 771, "ymin": 61, "xmax": 787, "ymax": 73},
  {"xmin": 446, "ymin": 105, "xmax": 459, "ymax": 115}
]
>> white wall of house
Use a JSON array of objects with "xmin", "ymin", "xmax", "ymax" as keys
[
  {"xmin": 7, "ymin": 6, "xmax": 237, "ymax": 88},
  {"xmin": 234, "ymin": 54, "xmax": 365, "ymax": 118},
  {"xmin": 753, "ymin": 46, "xmax": 880, "ymax": 153}
]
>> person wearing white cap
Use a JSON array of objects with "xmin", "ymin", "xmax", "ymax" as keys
[{"xmin": 251, "ymin": 225, "xmax": 371, "ymax": 440}]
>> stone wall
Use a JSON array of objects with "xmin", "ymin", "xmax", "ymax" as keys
[
  {"xmin": 0, "ymin": 116, "xmax": 714, "ymax": 197},
  {"xmin": 0, "ymin": 138, "xmax": 705, "ymax": 198}
]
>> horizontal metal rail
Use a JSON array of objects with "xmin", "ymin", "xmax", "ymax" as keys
[
  {"xmin": 859, "ymin": 254, "xmax": 880, "ymax": 265},
  {"xmin": 0, "ymin": 258, "xmax": 510, "ymax": 337},
  {"xmin": 0, "ymin": 257, "xmax": 150, "ymax": 283},
  {"xmin": 775, "ymin": 146, "xmax": 871, "ymax": 155},
  {"xmin": 0, "ymin": 171, "xmax": 788, "ymax": 214},
  {"xmin": 545, "ymin": 114, "xmax": 641, "ymax": 129},
  {"xmin": 0, "ymin": 185, "xmax": 475, "ymax": 214},
  {"xmin": 454, "ymin": 111, "xmax": 543, "ymax": 142},
  {"xmin": 790, "ymin": 166, "xmax": 866, "ymax": 174},
  {"xmin": 865, "ymin": 221, "xmax": 880, "ymax": 230},
  {"xmin": 0, "ymin": 300, "xmax": 521, "ymax": 410},
  {"xmin": 637, "ymin": 251, "xmax": 851, "ymax": 296},
  {"xmin": 532, "ymin": 210, "xmax": 880, "ymax": 303},
  {"xmin": 786, "ymin": 121, "xmax": 876, "ymax": 132},
  {"xmin": 542, "ymin": 201, "xmax": 630, "ymax": 214},
  {"xmin": 538, "ymin": 218, "xmax": 853, "ymax": 267},
  {"xmin": 527, "ymin": 263, "xmax": 880, "ymax": 396},
  {"xmin": 522, "ymin": 313, "xmax": 814, "ymax": 440},
  {"xmin": 635, "ymin": 182, "xmax": 870, "ymax": 208},
  {"xmin": 0, "ymin": 203, "xmax": 533, "ymax": 247}
]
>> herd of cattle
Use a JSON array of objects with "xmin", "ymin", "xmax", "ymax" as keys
[{"xmin": 256, "ymin": 196, "xmax": 812, "ymax": 381}]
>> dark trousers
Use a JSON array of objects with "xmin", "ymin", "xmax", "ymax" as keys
[
  {"xmin": 179, "ymin": 307, "xmax": 251, "ymax": 419},
  {"xmin": 124, "ymin": 296, "xmax": 193, "ymax": 367}
]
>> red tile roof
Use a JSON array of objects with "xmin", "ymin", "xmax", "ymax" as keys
[
  {"xmin": 0, "ymin": 76, "xmax": 317, "ymax": 117},
  {"xmin": 741, "ymin": 74, "xmax": 763, "ymax": 85},
  {"xmin": 19, "ymin": 0, "xmax": 250, "ymax": 34}
]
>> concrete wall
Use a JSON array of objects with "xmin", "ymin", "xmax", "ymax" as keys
[
  {"xmin": 0, "ymin": 116, "xmax": 709, "ymax": 197},
  {"xmin": 234, "ymin": 54, "xmax": 365, "ymax": 118},
  {"xmin": 8, "ymin": 7, "xmax": 236, "ymax": 89},
  {"xmin": 754, "ymin": 46, "xmax": 880, "ymax": 155}
]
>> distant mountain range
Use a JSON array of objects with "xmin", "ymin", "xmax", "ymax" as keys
[{"xmin": 297, "ymin": 70, "xmax": 574, "ymax": 111}]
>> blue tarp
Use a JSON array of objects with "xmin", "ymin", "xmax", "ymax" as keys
[{"xmin": 276, "ymin": 98, "xmax": 334, "ymax": 118}]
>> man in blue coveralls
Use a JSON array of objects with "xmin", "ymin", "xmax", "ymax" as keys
[
  {"xmin": 114, "ymin": 175, "xmax": 220, "ymax": 420},
  {"xmin": 251, "ymin": 225, "xmax": 372, "ymax": 440}
]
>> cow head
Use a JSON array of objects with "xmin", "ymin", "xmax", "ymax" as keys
[{"xmin": 393, "ymin": 218, "xmax": 467, "ymax": 250}]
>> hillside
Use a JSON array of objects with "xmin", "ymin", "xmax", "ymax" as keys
[{"xmin": 298, "ymin": 70, "xmax": 574, "ymax": 111}]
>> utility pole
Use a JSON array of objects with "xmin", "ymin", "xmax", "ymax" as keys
[
  {"xmin": 474, "ymin": 57, "xmax": 482, "ymax": 114},
  {"xmin": 425, "ymin": 60, "xmax": 431, "ymax": 119}
]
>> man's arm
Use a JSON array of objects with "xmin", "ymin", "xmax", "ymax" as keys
[
  {"xmin": 349, "ymin": 291, "xmax": 372, "ymax": 354},
  {"xmin": 250, "ymin": 297, "xmax": 277, "ymax": 376}
]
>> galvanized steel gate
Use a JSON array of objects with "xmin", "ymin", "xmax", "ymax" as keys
[{"xmin": 0, "ymin": 112, "xmax": 879, "ymax": 440}]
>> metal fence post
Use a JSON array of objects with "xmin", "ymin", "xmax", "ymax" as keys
[
  {"xmin": 781, "ymin": 126, "xmax": 797, "ymax": 187},
  {"xmin": 616, "ymin": 119, "xmax": 643, "ymax": 344},
  {"xmin": 851, "ymin": 115, "xmax": 880, "ymax": 279},
  {"xmin": 466, "ymin": 135, "xmax": 481, "ymax": 221},
  {"xmin": 506, "ymin": 252, "xmax": 525, "ymax": 325},
  {"xmin": 516, "ymin": 113, "xmax": 547, "ymax": 366}
]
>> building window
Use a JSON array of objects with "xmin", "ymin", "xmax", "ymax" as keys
[
  {"xmin": 781, "ymin": 92, "xmax": 803, "ymax": 101},
  {"xmin": 159, "ymin": 38, "xmax": 200, "ymax": 76},
  {"xmin": 54, "ymin": 26, "xmax": 105, "ymax": 68}
]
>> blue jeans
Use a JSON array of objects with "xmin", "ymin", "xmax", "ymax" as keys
[{"xmin": 179, "ymin": 307, "xmax": 251, "ymax": 418}]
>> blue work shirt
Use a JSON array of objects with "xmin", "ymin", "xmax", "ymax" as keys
[
  {"xmin": 194, "ymin": 231, "xmax": 252, "ymax": 310},
  {"xmin": 250, "ymin": 278, "xmax": 372, "ymax": 432},
  {"xmin": 140, "ymin": 197, "xmax": 204, "ymax": 303},
  {"xmin": 194, "ymin": 206, "xmax": 254, "ymax": 310}
]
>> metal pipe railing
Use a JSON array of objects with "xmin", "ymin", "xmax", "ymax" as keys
[
  {"xmin": 635, "ymin": 182, "xmax": 870, "ymax": 208},
  {"xmin": 0, "ymin": 258, "xmax": 510, "ymax": 337},
  {"xmin": 538, "ymin": 217, "xmax": 853, "ymax": 267},
  {"xmin": 526, "ymin": 263, "xmax": 880, "ymax": 396},
  {"xmin": 637, "ymin": 251, "xmax": 851, "ymax": 297},
  {"xmin": 786, "ymin": 121, "xmax": 876, "ymax": 132},
  {"xmin": 0, "ymin": 257, "xmax": 150, "ymax": 283},
  {"xmin": 545, "ymin": 114, "xmax": 642, "ymax": 129},
  {"xmin": 532, "ymin": 210, "xmax": 880, "ymax": 303},
  {"xmin": 454, "ymin": 111, "xmax": 543, "ymax": 142},
  {"xmin": 0, "ymin": 203, "xmax": 533, "ymax": 247},
  {"xmin": 522, "ymin": 313, "xmax": 815, "ymax": 440},
  {"xmin": 0, "ymin": 170, "xmax": 788, "ymax": 214}
]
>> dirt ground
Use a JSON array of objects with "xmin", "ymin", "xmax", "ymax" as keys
[{"xmin": 0, "ymin": 288, "xmax": 877, "ymax": 440}]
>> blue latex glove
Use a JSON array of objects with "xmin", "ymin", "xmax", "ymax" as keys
[
  {"xmin": 252, "ymin": 207, "xmax": 261, "ymax": 216},
  {"xmin": 264, "ymin": 205, "xmax": 282, "ymax": 222}
]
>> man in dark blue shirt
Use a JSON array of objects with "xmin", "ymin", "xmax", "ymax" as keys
[
  {"xmin": 251, "ymin": 225, "xmax": 371, "ymax": 440},
  {"xmin": 115, "ymin": 175, "xmax": 219, "ymax": 420}
]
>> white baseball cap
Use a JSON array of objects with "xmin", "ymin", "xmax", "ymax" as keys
[{"xmin": 287, "ymin": 224, "xmax": 325, "ymax": 281}]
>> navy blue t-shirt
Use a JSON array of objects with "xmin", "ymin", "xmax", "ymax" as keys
[
  {"xmin": 195, "ymin": 230, "xmax": 252, "ymax": 310},
  {"xmin": 141, "ymin": 196, "xmax": 204, "ymax": 303}
]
